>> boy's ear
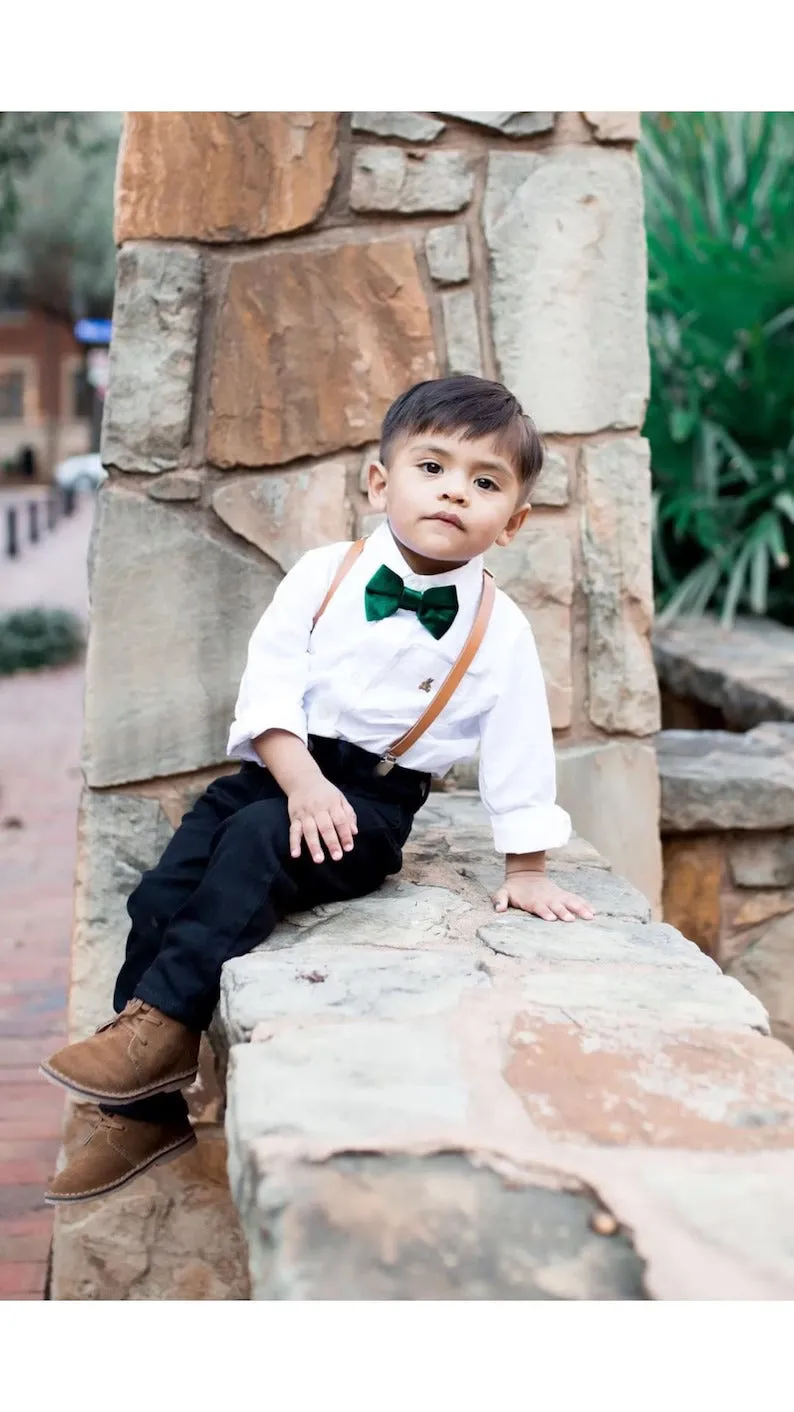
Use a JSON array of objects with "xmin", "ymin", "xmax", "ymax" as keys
[
  {"xmin": 494, "ymin": 503, "xmax": 531, "ymax": 548},
  {"xmin": 367, "ymin": 459, "xmax": 388, "ymax": 509}
]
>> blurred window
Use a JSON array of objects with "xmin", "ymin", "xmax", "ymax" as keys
[{"xmin": 0, "ymin": 370, "xmax": 25, "ymax": 420}]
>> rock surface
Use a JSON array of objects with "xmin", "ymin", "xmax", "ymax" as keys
[
  {"xmin": 425, "ymin": 224, "xmax": 470, "ymax": 284},
  {"xmin": 441, "ymin": 287, "xmax": 484, "ymax": 376},
  {"xmin": 654, "ymin": 616, "xmax": 794, "ymax": 729},
  {"xmin": 483, "ymin": 147, "xmax": 649, "ymax": 434},
  {"xmin": 580, "ymin": 439, "xmax": 660, "ymax": 735},
  {"xmin": 83, "ymin": 487, "xmax": 281, "ymax": 786},
  {"xmin": 211, "ymin": 462, "xmax": 353, "ymax": 573},
  {"xmin": 532, "ymin": 447, "xmax": 569, "ymax": 507},
  {"xmin": 115, "ymin": 112, "xmax": 338, "ymax": 242},
  {"xmin": 350, "ymin": 147, "xmax": 476, "ymax": 214},
  {"xmin": 438, "ymin": 112, "xmax": 556, "ymax": 137},
  {"xmin": 657, "ymin": 728, "xmax": 794, "ymax": 833},
  {"xmin": 351, "ymin": 112, "xmax": 445, "ymax": 143},
  {"xmin": 208, "ymin": 240, "xmax": 437, "ymax": 467},
  {"xmin": 218, "ymin": 793, "xmax": 794, "ymax": 1299},
  {"xmin": 101, "ymin": 245, "xmax": 202, "ymax": 474},
  {"xmin": 556, "ymin": 740, "xmax": 662, "ymax": 908},
  {"xmin": 486, "ymin": 522, "xmax": 573, "ymax": 728},
  {"xmin": 146, "ymin": 470, "xmax": 203, "ymax": 502},
  {"xmin": 583, "ymin": 112, "xmax": 641, "ymax": 142}
]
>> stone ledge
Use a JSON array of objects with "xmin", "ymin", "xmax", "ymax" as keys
[
  {"xmin": 216, "ymin": 794, "xmax": 794, "ymax": 1299},
  {"xmin": 654, "ymin": 616, "xmax": 794, "ymax": 729},
  {"xmin": 657, "ymin": 725, "xmax": 794, "ymax": 833}
]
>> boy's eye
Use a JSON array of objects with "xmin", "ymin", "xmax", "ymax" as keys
[
  {"xmin": 419, "ymin": 460, "xmax": 443, "ymax": 475},
  {"xmin": 475, "ymin": 477, "xmax": 499, "ymax": 492}
]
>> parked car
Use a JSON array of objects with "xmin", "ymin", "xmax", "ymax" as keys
[{"xmin": 54, "ymin": 453, "xmax": 107, "ymax": 493}]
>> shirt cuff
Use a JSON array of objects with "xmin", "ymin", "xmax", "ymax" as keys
[
  {"xmin": 226, "ymin": 705, "xmax": 309, "ymax": 762},
  {"xmin": 489, "ymin": 804, "xmax": 572, "ymax": 856}
]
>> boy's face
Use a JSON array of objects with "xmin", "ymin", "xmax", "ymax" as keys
[{"xmin": 367, "ymin": 429, "xmax": 530, "ymax": 571}]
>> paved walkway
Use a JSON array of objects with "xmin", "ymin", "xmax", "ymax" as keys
[{"xmin": 0, "ymin": 493, "xmax": 93, "ymax": 1298}]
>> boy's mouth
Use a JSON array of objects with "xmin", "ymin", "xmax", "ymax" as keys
[{"xmin": 426, "ymin": 512, "xmax": 464, "ymax": 530}]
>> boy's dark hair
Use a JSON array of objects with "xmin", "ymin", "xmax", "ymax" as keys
[{"xmin": 380, "ymin": 375, "xmax": 543, "ymax": 498}]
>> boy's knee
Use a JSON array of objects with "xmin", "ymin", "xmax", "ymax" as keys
[{"xmin": 223, "ymin": 798, "xmax": 291, "ymax": 854}]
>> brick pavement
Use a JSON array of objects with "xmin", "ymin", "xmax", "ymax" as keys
[{"xmin": 0, "ymin": 493, "xmax": 93, "ymax": 1298}]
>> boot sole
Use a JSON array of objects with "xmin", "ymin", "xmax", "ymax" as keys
[
  {"xmin": 38, "ymin": 1061, "xmax": 199, "ymax": 1105},
  {"xmin": 44, "ymin": 1129, "xmax": 198, "ymax": 1205}
]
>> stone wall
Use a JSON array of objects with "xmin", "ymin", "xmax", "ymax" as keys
[{"xmin": 53, "ymin": 111, "xmax": 662, "ymax": 1299}]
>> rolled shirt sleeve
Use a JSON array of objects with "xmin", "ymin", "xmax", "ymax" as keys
[
  {"xmin": 478, "ymin": 620, "xmax": 572, "ymax": 855},
  {"xmin": 227, "ymin": 545, "xmax": 340, "ymax": 763}
]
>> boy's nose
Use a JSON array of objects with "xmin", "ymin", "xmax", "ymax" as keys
[{"xmin": 441, "ymin": 478, "xmax": 469, "ymax": 505}]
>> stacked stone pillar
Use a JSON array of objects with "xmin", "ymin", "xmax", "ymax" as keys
[{"xmin": 52, "ymin": 111, "xmax": 660, "ymax": 1298}]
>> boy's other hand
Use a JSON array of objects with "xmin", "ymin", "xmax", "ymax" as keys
[
  {"xmin": 287, "ymin": 773, "xmax": 358, "ymax": 864},
  {"xmin": 492, "ymin": 871, "xmax": 595, "ymax": 922}
]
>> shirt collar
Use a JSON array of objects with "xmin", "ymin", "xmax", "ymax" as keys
[{"xmin": 365, "ymin": 519, "xmax": 484, "ymax": 600}]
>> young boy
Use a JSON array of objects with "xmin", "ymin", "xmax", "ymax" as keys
[{"xmin": 42, "ymin": 374, "xmax": 593, "ymax": 1205}]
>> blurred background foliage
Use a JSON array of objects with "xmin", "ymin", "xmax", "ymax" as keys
[
  {"xmin": 0, "ymin": 111, "xmax": 120, "ymax": 323},
  {"xmin": 641, "ymin": 111, "xmax": 794, "ymax": 627}
]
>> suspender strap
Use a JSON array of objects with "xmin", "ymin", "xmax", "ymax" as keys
[{"xmin": 309, "ymin": 537, "xmax": 496, "ymax": 773}]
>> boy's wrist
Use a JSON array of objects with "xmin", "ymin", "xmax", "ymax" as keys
[{"xmin": 505, "ymin": 850, "xmax": 547, "ymax": 877}]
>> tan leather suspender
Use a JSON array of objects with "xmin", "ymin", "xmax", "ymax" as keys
[{"xmin": 311, "ymin": 538, "xmax": 496, "ymax": 774}]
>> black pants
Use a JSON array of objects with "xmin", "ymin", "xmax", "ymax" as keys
[{"xmin": 103, "ymin": 737, "xmax": 430, "ymax": 1125}]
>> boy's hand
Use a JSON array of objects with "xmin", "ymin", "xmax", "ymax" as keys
[
  {"xmin": 492, "ymin": 871, "xmax": 595, "ymax": 922},
  {"xmin": 287, "ymin": 772, "xmax": 358, "ymax": 864}
]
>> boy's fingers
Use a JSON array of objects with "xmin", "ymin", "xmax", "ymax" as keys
[
  {"xmin": 534, "ymin": 904, "xmax": 557, "ymax": 921},
  {"xmin": 332, "ymin": 807, "xmax": 355, "ymax": 853},
  {"xmin": 553, "ymin": 904, "xmax": 577, "ymax": 922},
  {"xmin": 567, "ymin": 894, "xmax": 595, "ymax": 919},
  {"xmin": 301, "ymin": 817, "xmax": 326, "ymax": 864},
  {"xmin": 289, "ymin": 819, "xmax": 303, "ymax": 859},
  {"xmin": 492, "ymin": 887, "xmax": 509, "ymax": 912},
  {"xmin": 316, "ymin": 811, "xmax": 344, "ymax": 862}
]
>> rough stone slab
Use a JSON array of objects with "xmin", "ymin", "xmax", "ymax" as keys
[
  {"xmin": 220, "ymin": 945, "xmax": 489, "ymax": 1046},
  {"xmin": 211, "ymin": 462, "xmax": 353, "ymax": 574},
  {"xmin": 583, "ymin": 112, "xmax": 641, "ymax": 143},
  {"xmin": 52, "ymin": 1116, "xmax": 248, "ymax": 1300},
  {"xmin": 69, "ymin": 789, "xmax": 174, "ymax": 1039},
  {"xmin": 532, "ymin": 447, "xmax": 569, "ymax": 506},
  {"xmin": 208, "ymin": 240, "xmax": 437, "ymax": 467},
  {"xmin": 84, "ymin": 487, "xmax": 281, "ymax": 786},
  {"xmin": 146, "ymin": 470, "xmax": 202, "ymax": 501},
  {"xmin": 441, "ymin": 287, "xmax": 484, "ymax": 376},
  {"xmin": 352, "ymin": 112, "xmax": 445, "ymax": 143},
  {"xmin": 483, "ymin": 147, "xmax": 649, "ymax": 434},
  {"xmin": 580, "ymin": 439, "xmax": 660, "ymax": 735},
  {"xmin": 730, "ymin": 835, "xmax": 794, "ymax": 888},
  {"xmin": 657, "ymin": 728, "xmax": 794, "ymax": 833},
  {"xmin": 728, "ymin": 914, "xmax": 794, "ymax": 1051},
  {"xmin": 438, "ymin": 112, "xmax": 556, "ymax": 137},
  {"xmin": 101, "ymin": 245, "xmax": 202, "ymax": 474},
  {"xmin": 556, "ymin": 740, "xmax": 662, "ymax": 908},
  {"xmin": 653, "ymin": 616, "xmax": 794, "ymax": 729},
  {"xmin": 479, "ymin": 917, "xmax": 713, "ymax": 972},
  {"xmin": 487, "ymin": 521, "xmax": 573, "ymax": 728},
  {"xmin": 425, "ymin": 224, "xmax": 470, "ymax": 284},
  {"xmin": 350, "ymin": 147, "xmax": 476, "ymax": 214},
  {"xmin": 244, "ymin": 1153, "xmax": 646, "ymax": 1300},
  {"xmin": 661, "ymin": 835, "xmax": 724, "ymax": 958},
  {"xmin": 115, "ymin": 112, "xmax": 338, "ymax": 242}
]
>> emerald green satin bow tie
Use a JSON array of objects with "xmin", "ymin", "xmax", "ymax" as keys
[{"xmin": 364, "ymin": 564, "xmax": 459, "ymax": 640}]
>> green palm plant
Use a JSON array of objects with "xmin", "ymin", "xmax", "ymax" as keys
[{"xmin": 641, "ymin": 111, "xmax": 794, "ymax": 626}]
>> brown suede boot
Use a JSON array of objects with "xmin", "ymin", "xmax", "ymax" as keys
[
  {"xmin": 45, "ymin": 1112, "xmax": 197, "ymax": 1205},
  {"xmin": 40, "ymin": 999, "xmax": 201, "ymax": 1103}
]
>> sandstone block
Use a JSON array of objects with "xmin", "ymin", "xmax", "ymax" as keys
[
  {"xmin": 483, "ymin": 148, "xmax": 649, "ymax": 433},
  {"xmin": 487, "ymin": 521, "xmax": 573, "ymax": 728},
  {"xmin": 350, "ymin": 147, "xmax": 475, "ymax": 213},
  {"xmin": 146, "ymin": 470, "xmax": 203, "ymax": 502},
  {"xmin": 101, "ymin": 245, "xmax": 202, "ymax": 473},
  {"xmin": 556, "ymin": 740, "xmax": 662, "ymax": 907},
  {"xmin": 583, "ymin": 112, "xmax": 641, "ymax": 143},
  {"xmin": 656, "ymin": 729, "xmax": 794, "ymax": 833},
  {"xmin": 83, "ymin": 487, "xmax": 281, "ymax": 786},
  {"xmin": 208, "ymin": 240, "xmax": 437, "ymax": 467},
  {"xmin": 729, "ymin": 913, "xmax": 794, "ymax": 1050},
  {"xmin": 441, "ymin": 287, "xmax": 484, "ymax": 375},
  {"xmin": 70, "ymin": 790, "xmax": 174, "ymax": 1040},
  {"xmin": 115, "ymin": 112, "xmax": 338, "ymax": 242},
  {"xmin": 661, "ymin": 836, "xmax": 724, "ymax": 958},
  {"xmin": 580, "ymin": 439, "xmax": 660, "ymax": 735},
  {"xmin": 212, "ymin": 462, "xmax": 353, "ymax": 573},
  {"xmin": 425, "ymin": 225, "xmax": 470, "ymax": 284},
  {"xmin": 653, "ymin": 616, "xmax": 794, "ymax": 730},
  {"xmin": 352, "ymin": 112, "xmax": 445, "ymax": 142},
  {"xmin": 532, "ymin": 447, "xmax": 569, "ymax": 506},
  {"xmin": 730, "ymin": 835, "xmax": 794, "ymax": 888},
  {"xmin": 438, "ymin": 112, "xmax": 556, "ymax": 137}
]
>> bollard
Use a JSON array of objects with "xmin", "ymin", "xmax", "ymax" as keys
[
  {"xmin": 28, "ymin": 499, "xmax": 39, "ymax": 544},
  {"xmin": 47, "ymin": 491, "xmax": 58, "ymax": 531},
  {"xmin": 6, "ymin": 506, "xmax": 18, "ymax": 558},
  {"xmin": 62, "ymin": 486, "xmax": 75, "ymax": 517}
]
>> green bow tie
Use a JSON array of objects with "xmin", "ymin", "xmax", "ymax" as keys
[{"xmin": 365, "ymin": 564, "xmax": 459, "ymax": 640}]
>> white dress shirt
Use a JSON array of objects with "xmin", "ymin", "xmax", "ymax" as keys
[{"xmin": 227, "ymin": 521, "xmax": 571, "ymax": 855}]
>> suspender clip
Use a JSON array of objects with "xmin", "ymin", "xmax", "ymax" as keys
[{"xmin": 374, "ymin": 752, "xmax": 397, "ymax": 777}]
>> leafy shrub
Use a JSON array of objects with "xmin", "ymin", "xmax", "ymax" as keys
[
  {"xmin": 641, "ymin": 112, "xmax": 794, "ymax": 626},
  {"xmin": 0, "ymin": 607, "xmax": 85, "ymax": 675}
]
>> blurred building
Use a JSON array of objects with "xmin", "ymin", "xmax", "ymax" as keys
[{"xmin": 0, "ymin": 280, "xmax": 92, "ymax": 479}]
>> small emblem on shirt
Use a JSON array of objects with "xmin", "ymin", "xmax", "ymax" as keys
[{"xmin": 418, "ymin": 678, "xmax": 434, "ymax": 693}]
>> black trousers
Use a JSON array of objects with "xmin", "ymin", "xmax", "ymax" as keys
[{"xmin": 103, "ymin": 737, "xmax": 430, "ymax": 1125}]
